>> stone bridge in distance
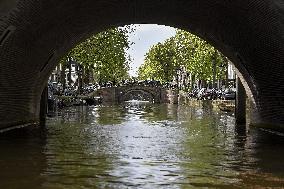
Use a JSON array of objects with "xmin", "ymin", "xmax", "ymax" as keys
[{"xmin": 91, "ymin": 85, "xmax": 175, "ymax": 104}]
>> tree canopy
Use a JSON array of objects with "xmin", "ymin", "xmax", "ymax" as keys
[
  {"xmin": 60, "ymin": 26, "xmax": 134, "ymax": 84},
  {"xmin": 138, "ymin": 29, "xmax": 228, "ymax": 88}
]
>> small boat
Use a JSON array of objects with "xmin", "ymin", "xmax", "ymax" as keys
[{"xmin": 218, "ymin": 102, "xmax": 235, "ymax": 112}]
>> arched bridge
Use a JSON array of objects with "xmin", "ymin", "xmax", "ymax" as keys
[
  {"xmin": 94, "ymin": 85, "xmax": 169, "ymax": 104},
  {"xmin": 0, "ymin": 0, "xmax": 284, "ymax": 131}
]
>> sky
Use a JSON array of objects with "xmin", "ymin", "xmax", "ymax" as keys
[{"xmin": 127, "ymin": 24, "xmax": 176, "ymax": 77}]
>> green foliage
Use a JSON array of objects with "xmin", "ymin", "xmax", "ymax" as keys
[
  {"xmin": 138, "ymin": 37, "xmax": 180, "ymax": 83},
  {"xmin": 61, "ymin": 26, "xmax": 133, "ymax": 84},
  {"xmin": 174, "ymin": 30, "xmax": 227, "ymax": 81},
  {"xmin": 138, "ymin": 29, "xmax": 228, "ymax": 86}
]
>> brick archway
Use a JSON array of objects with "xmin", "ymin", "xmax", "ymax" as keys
[{"xmin": 0, "ymin": 0, "xmax": 283, "ymax": 130}]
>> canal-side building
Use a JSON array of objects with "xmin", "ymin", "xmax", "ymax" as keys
[
  {"xmin": 227, "ymin": 61, "xmax": 236, "ymax": 88},
  {"xmin": 48, "ymin": 60, "xmax": 79, "ymax": 86}
]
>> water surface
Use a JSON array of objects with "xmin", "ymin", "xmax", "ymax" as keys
[{"xmin": 1, "ymin": 102, "xmax": 284, "ymax": 188}]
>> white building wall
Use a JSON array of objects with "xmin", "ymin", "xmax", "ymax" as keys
[{"xmin": 228, "ymin": 63, "xmax": 236, "ymax": 80}]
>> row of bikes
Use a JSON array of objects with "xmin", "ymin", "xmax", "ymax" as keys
[{"xmin": 188, "ymin": 88, "xmax": 236, "ymax": 100}]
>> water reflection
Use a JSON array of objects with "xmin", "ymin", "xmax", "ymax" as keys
[
  {"xmin": 0, "ymin": 127, "xmax": 47, "ymax": 189},
  {"xmin": 0, "ymin": 102, "xmax": 284, "ymax": 188}
]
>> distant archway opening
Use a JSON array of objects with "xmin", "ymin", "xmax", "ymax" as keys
[{"xmin": 121, "ymin": 89, "xmax": 156, "ymax": 103}]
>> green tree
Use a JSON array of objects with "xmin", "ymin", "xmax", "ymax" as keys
[
  {"xmin": 138, "ymin": 29, "xmax": 228, "ymax": 89},
  {"xmin": 60, "ymin": 26, "xmax": 134, "ymax": 92},
  {"xmin": 174, "ymin": 30, "xmax": 227, "ymax": 88},
  {"xmin": 138, "ymin": 37, "xmax": 179, "ymax": 83}
]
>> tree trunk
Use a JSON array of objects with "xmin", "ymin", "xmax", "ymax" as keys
[
  {"xmin": 60, "ymin": 62, "xmax": 67, "ymax": 94},
  {"xmin": 84, "ymin": 67, "xmax": 90, "ymax": 85},
  {"xmin": 89, "ymin": 68, "xmax": 94, "ymax": 84},
  {"xmin": 190, "ymin": 74, "xmax": 195, "ymax": 89},
  {"xmin": 212, "ymin": 50, "xmax": 217, "ymax": 89},
  {"xmin": 68, "ymin": 57, "xmax": 72, "ymax": 86},
  {"xmin": 225, "ymin": 65, "xmax": 229, "ymax": 88},
  {"xmin": 75, "ymin": 63, "xmax": 79, "ymax": 89},
  {"xmin": 78, "ymin": 65, "xmax": 83, "ymax": 94}
]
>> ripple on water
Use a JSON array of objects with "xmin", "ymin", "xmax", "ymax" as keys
[{"xmin": 1, "ymin": 103, "xmax": 284, "ymax": 188}]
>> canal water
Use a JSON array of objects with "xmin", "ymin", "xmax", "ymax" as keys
[{"xmin": 1, "ymin": 101, "xmax": 284, "ymax": 188}]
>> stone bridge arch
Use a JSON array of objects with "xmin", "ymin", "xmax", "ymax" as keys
[
  {"xmin": 0, "ymin": 0, "xmax": 284, "ymax": 130},
  {"xmin": 117, "ymin": 86, "xmax": 162, "ymax": 103}
]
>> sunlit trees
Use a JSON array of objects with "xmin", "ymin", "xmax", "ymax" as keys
[
  {"xmin": 174, "ymin": 30, "xmax": 227, "ymax": 88},
  {"xmin": 138, "ymin": 38, "xmax": 178, "ymax": 82},
  {"xmin": 138, "ymin": 29, "xmax": 228, "ymax": 89},
  {"xmin": 59, "ymin": 26, "xmax": 134, "ymax": 92}
]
